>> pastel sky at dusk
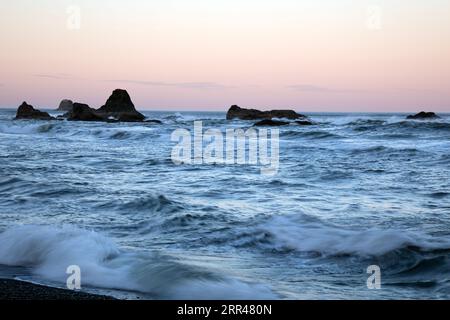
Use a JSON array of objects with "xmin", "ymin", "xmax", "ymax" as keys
[{"xmin": 1, "ymin": 0, "xmax": 449, "ymax": 112}]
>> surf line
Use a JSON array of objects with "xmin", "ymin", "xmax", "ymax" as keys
[
  {"xmin": 171, "ymin": 120, "xmax": 280, "ymax": 176},
  {"xmin": 177, "ymin": 304, "xmax": 212, "ymax": 318}
]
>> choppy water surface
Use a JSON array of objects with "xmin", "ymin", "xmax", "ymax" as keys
[{"xmin": 0, "ymin": 109, "xmax": 450, "ymax": 299}]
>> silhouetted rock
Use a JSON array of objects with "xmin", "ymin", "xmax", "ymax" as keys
[
  {"xmin": 406, "ymin": 111, "xmax": 440, "ymax": 120},
  {"xmin": 66, "ymin": 103, "xmax": 106, "ymax": 122},
  {"xmin": 15, "ymin": 102, "xmax": 54, "ymax": 120},
  {"xmin": 57, "ymin": 99, "xmax": 74, "ymax": 112},
  {"xmin": 115, "ymin": 112, "xmax": 144, "ymax": 122},
  {"xmin": 97, "ymin": 89, "xmax": 145, "ymax": 122},
  {"xmin": 227, "ymin": 105, "xmax": 304, "ymax": 120},
  {"xmin": 254, "ymin": 119, "xmax": 290, "ymax": 126},
  {"xmin": 295, "ymin": 120, "xmax": 314, "ymax": 125}
]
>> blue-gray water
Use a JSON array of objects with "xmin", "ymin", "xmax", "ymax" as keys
[{"xmin": 1, "ymin": 109, "xmax": 450, "ymax": 299}]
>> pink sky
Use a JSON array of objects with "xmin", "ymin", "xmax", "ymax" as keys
[{"xmin": 0, "ymin": 0, "xmax": 449, "ymax": 112}]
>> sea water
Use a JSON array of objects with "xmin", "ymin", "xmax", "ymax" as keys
[{"xmin": 0, "ymin": 109, "xmax": 449, "ymax": 299}]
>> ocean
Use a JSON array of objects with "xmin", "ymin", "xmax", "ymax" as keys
[{"xmin": 0, "ymin": 108, "xmax": 449, "ymax": 299}]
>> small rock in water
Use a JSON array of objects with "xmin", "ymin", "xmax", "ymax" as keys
[
  {"xmin": 406, "ymin": 111, "xmax": 440, "ymax": 120},
  {"xmin": 227, "ymin": 105, "xmax": 305, "ymax": 120},
  {"xmin": 15, "ymin": 102, "xmax": 54, "ymax": 120}
]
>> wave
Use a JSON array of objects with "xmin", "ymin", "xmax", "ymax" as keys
[
  {"xmin": 267, "ymin": 215, "xmax": 450, "ymax": 256},
  {"xmin": 210, "ymin": 214, "xmax": 450, "ymax": 257},
  {"xmin": 378, "ymin": 133, "xmax": 416, "ymax": 139},
  {"xmin": 162, "ymin": 112, "xmax": 224, "ymax": 124},
  {"xmin": 393, "ymin": 255, "xmax": 450, "ymax": 277},
  {"xmin": 381, "ymin": 254, "xmax": 450, "ymax": 290},
  {"xmin": 88, "ymin": 127, "xmax": 161, "ymax": 141},
  {"xmin": 0, "ymin": 177, "xmax": 26, "ymax": 196},
  {"xmin": 95, "ymin": 195, "xmax": 233, "ymax": 237},
  {"xmin": 0, "ymin": 225, "xmax": 277, "ymax": 299},
  {"xmin": 387, "ymin": 120, "xmax": 450, "ymax": 130},
  {"xmin": 0, "ymin": 177, "xmax": 22, "ymax": 187},
  {"xmin": 350, "ymin": 145, "xmax": 421, "ymax": 155},
  {"xmin": 283, "ymin": 130, "xmax": 340, "ymax": 139},
  {"xmin": 0, "ymin": 176, "xmax": 91, "ymax": 199},
  {"xmin": 37, "ymin": 123, "xmax": 57, "ymax": 133},
  {"xmin": 316, "ymin": 116, "xmax": 385, "ymax": 126},
  {"xmin": 427, "ymin": 192, "xmax": 450, "ymax": 199},
  {"xmin": 138, "ymin": 158, "xmax": 174, "ymax": 166},
  {"xmin": 0, "ymin": 225, "xmax": 124, "ymax": 286},
  {"xmin": 0, "ymin": 120, "xmax": 163, "ymax": 142},
  {"xmin": 347, "ymin": 119, "xmax": 386, "ymax": 126},
  {"xmin": 0, "ymin": 122, "xmax": 59, "ymax": 135},
  {"xmin": 109, "ymin": 131, "xmax": 132, "ymax": 140},
  {"xmin": 163, "ymin": 112, "xmax": 189, "ymax": 122},
  {"xmin": 340, "ymin": 118, "xmax": 450, "ymax": 135},
  {"xmin": 97, "ymin": 194, "xmax": 184, "ymax": 215}
]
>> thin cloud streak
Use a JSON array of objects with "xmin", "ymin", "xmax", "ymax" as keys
[
  {"xmin": 106, "ymin": 79, "xmax": 234, "ymax": 90},
  {"xmin": 288, "ymin": 84, "xmax": 365, "ymax": 94},
  {"xmin": 289, "ymin": 84, "xmax": 445, "ymax": 97},
  {"xmin": 288, "ymin": 84, "xmax": 335, "ymax": 93},
  {"xmin": 33, "ymin": 74, "xmax": 76, "ymax": 80}
]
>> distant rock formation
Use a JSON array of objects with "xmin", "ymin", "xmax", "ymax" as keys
[
  {"xmin": 57, "ymin": 99, "xmax": 74, "ymax": 112},
  {"xmin": 15, "ymin": 102, "xmax": 54, "ymax": 120},
  {"xmin": 66, "ymin": 103, "xmax": 106, "ymax": 122},
  {"xmin": 226, "ymin": 105, "xmax": 304, "ymax": 120},
  {"xmin": 406, "ymin": 111, "xmax": 440, "ymax": 120},
  {"xmin": 97, "ymin": 89, "xmax": 145, "ymax": 122},
  {"xmin": 254, "ymin": 119, "xmax": 290, "ymax": 126}
]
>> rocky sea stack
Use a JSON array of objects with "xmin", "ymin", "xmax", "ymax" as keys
[
  {"xmin": 15, "ymin": 102, "xmax": 54, "ymax": 120},
  {"xmin": 15, "ymin": 89, "xmax": 149, "ymax": 123},
  {"xmin": 226, "ymin": 105, "xmax": 305, "ymax": 121},
  {"xmin": 97, "ymin": 89, "xmax": 145, "ymax": 122},
  {"xmin": 406, "ymin": 111, "xmax": 440, "ymax": 120},
  {"xmin": 57, "ymin": 99, "xmax": 74, "ymax": 112}
]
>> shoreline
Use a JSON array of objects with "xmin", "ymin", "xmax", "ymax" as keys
[{"xmin": 0, "ymin": 278, "xmax": 116, "ymax": 300}]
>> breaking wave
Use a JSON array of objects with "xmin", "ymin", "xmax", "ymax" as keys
[
  {"xmin": 0, "ymin": 225, "xmax": 277, "ymax": 299},
  {"xmin": 210, "ymin": 214, "xmax": 450, "ymax": 257}
]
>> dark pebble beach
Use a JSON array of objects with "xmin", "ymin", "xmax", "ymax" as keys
[{"xmin": 0, "ymin": 279, "xmax": 116, "ymax": 300}]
